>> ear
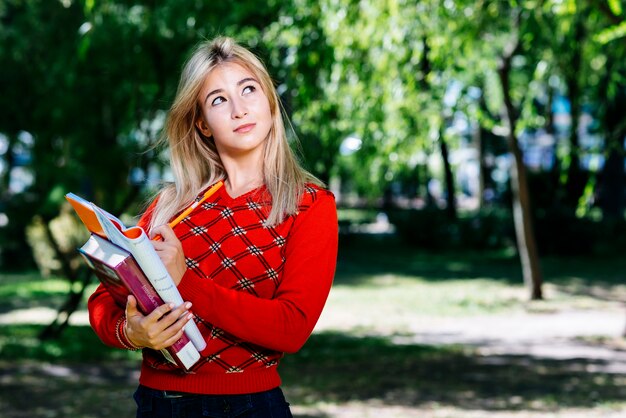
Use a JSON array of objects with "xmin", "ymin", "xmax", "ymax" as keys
[{"xmin": 195, "ymin": 117, "xmax": 212, "ymax": 138}]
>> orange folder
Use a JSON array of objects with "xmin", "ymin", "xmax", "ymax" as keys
[
  {"xmin": 65, "ymin": 193, "xmax": 143, "ymax": 240},
  {"xmin": 66, "ymin": 181, "xmax": 223, "ymax": 241}
]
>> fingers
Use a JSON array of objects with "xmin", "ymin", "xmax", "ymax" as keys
[
  {"xmin": 147, "ymin": 301, "xmax": 191, "ymax": 329},
  {"xmin": 150, "ymin": 225, "xmax": 186, "ymax": 286},
  {"xmin": 156, "ymin": 317, "xmax": 193, "ymax": 350},
  {"xmin": 142, "ymin": 302, "xmax": 193, "ymax": 349},
  {"xmin": 124, "ymin": 295, "xmax": 146, "ymax": 348},
  {"xmin": 125, "ymin": 295, "xmax": 140, "ymax": 318},
  {"xmin": 149, "ymin": 304, "xmax": 194, "ymax": 350},
  {"xmin": 124, "ymin": 300, "xmax": 194, "ymax": 350},
  {"xmin": 151, "ymin": 224, "xmax": 178, "ymax": 242},
  {"xmin": 146, "ymin": 302, "xmax": 177, "ymax": 323}
]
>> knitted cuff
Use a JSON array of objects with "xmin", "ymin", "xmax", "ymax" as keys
[{"xmin": 115, "ymin": 315, "xmax": 143, "ymax": 351}]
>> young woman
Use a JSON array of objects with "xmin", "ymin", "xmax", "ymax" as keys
[{"xmin": 88, "ymin": 36, "xmax": 338, "ymax": 417}]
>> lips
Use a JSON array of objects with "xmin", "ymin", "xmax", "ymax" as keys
[{"xmin": 234, "ymin": 123, "xmax": 256, "ymax": 133}]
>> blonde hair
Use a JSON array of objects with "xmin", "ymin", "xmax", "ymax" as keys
[{"xmin": 147, "ymin": 36, "xmax": 320, "ymax": 230}]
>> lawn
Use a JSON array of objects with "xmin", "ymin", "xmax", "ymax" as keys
[{"xmin": 1, "ymin": 234, "xmax": 625, "ymax": 417}]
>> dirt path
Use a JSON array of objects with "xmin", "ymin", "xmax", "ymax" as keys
[
  {"xmin": 308, "ymin": 303, "xmax": 626, "ymax": 417},
  {"xmin": 381, "ymin": 309, "xmax": 626, "ymax": 368}
]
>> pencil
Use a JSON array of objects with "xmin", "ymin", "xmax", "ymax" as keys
[
  {"xmin": 152, "ymin": 181, "xmax": 224, "ymax": 240},
  {"xmin": 168, "ymin": 181, "xmax": 224, "ymax": 228}
]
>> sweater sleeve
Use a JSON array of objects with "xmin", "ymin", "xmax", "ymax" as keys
[
  {"xmin": 177, "ymin": 193, "xmax": 338, "ymax": 353},
  {"xmin": 87, "ymin": 283, "xmax": 135, "ymax": 350}
]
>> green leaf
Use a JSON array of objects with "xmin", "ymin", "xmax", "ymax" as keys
[
  {"xmin": 608, "ymin": 0, "xmax": 623, "ymax": 16},
  {"xmin": 594, "ymin": 21, "xmax": 626, "ymax": 44}
]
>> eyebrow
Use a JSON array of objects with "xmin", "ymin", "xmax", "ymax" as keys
[{"xmin": 204, "ymin": 77, "xmax": 259, "ymax": 104}]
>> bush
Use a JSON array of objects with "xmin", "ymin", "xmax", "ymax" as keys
[
  {"xmin": 386, "ymin": 208, "xmax": 514, "ymax": 251},
  {"xmin": 25, "ymin": 207, "xmax": 88, "ymax": 277},
  {"xmin": 533, "ymin": 209, "xmax": 595, "ymax": 256}
]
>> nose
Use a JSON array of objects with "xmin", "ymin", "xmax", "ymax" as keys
[{"xmin": 231, "ymin": 97, "xmax": 248, "ymax": 119}]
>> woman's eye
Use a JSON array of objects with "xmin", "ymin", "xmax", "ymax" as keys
[
  {"xmin": 242, "ymin": 85, "xmax": 256, "ymax": 95},
  {"xmin": 211, "ymin": 96, "xmax": 225, "ymax": 106}
]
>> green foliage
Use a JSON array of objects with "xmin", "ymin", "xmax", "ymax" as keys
[
  {"xmin": 534, "ymin": 209, "xmax": 626, "ymax": 256},
  {"xmin": 387, "ymin": 207, "xmax": 515, "ymax": 251},
  {"xmin": 2, "ymin": 0, "xmax": 626, "ymax": 273},
  {"xmin": 386, "ymin": 202, "xmax": 626, "ymax": 256},
  {"xmin": 0, "ymin": 0, "xmax": 280, "ymax": 269}
]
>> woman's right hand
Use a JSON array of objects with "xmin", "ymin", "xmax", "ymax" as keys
[{"xmin": 124, "ymin": 295, "xmax": 194, "ymax": 350}]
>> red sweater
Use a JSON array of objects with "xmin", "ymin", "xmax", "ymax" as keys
[{"xmin": 88, "ymin": 184, "xmax": 338, "ymax": 394}]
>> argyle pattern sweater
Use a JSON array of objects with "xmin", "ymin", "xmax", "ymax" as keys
[{"xmin": 88, "ymin": 183, "xmax": 338, "ymax": 395}]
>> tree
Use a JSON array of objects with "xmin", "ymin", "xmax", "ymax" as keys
[
  {"xmin": 497, "ymin": 13, "xmax": 544, "ymax": 299},
  {"xmin": 0, "ymin": 0, "xmax": 281, "ymax": 337},
  {"xmin": 590, "ymin": 0, "xmax": 626, "ymax": 220}
]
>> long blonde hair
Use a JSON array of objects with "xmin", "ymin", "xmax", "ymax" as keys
[{"xmin": 147, "ymin": 36, "xmax": 320, "ymax": 230}]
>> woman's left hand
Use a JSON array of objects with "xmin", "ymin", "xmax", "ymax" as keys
[{"xmin": 151, "ymin": 225, "xmax": 187, "ymax": 286}]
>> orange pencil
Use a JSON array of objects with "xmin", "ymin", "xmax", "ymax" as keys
[{"xmin": 152, "ymin": 181, "xmax": 223, "ymax": 240}]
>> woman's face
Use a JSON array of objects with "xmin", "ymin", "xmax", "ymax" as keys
[{"xmin": 196, "ymin": 62, "xmax": 272, "ymax": 161}]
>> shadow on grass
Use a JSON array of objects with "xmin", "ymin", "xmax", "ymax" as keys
[
  {"xmin": 281, "ymin": 331, "xmax": 626, "ymax": 412},
  {"xmin": 1, "ymin": 326, "xmax": 625, "ymax": 417}
]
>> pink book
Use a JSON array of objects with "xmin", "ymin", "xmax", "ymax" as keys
[{"xmin": 79, "ymin": 233, "xmax": 201, "ymax": 371}]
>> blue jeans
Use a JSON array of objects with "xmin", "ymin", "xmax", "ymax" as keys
[{"xmin": 133, "ymin": 385, "xmax": 293, "ymax": 418}]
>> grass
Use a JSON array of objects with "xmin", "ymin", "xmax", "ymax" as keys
[
  {"xmin": 334, "ymin": 235, "xmax": 626, "ymax": 319},
  {"xmin": 0, "ymin": 272, "xmax": 76, "ymax": 313},
  {"xmin": 1, "ymin": 234, "xmax": 626, "ymax": 417},
  {"xmin": 281, "ymin": 332, "xmax": 626, "ymax": 411},
  {"xmin": 0, "ymin": 324, "xmax": 140, "ymax": 362}
]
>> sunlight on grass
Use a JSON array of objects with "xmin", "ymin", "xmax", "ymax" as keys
[
  {"xmin": 332, "ymin": 275, "xmax": 525, "ymax": 316},
  {"xmin": 0, "ymin": 274, "xmax": 70, "ymax": 298},
  {"xmin": 316, "ymin": 274, "xmax": 529, "ymax": 336},
  {"xmin": 3, "ymin": 280, "xmax": 69, "ymax": 297}
]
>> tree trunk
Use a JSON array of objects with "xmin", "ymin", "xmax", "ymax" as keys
[
  {"xmin": 38, "ymin": 217, "xmax": 92, "ymax": 340},
  {"xmin": 476, "ymin": 85, "xmax": 496, "ymax": 209},
  {"xmin": 439, "ymin": 119, "xmax": 457, "ymax": 220},
  {"xmin": 475, "ymin": 125, "xmax": 487, "ymax": 209},
  {"xmin": 419, "ymin": 35, "xmax": 457, "ymax": 219},
  {"xmin": 562, "ymin": 13, "xmax": 587, "ymax": 211},
  {"xmin": 497, "ymin": 38, "xmax": 544, "ymax": 300},
  {"xmin": 38, "ymin": 268, "xmax": 92, "ymax": 340},
  {"xmin": 1, "ymin": 134, "xmax": 16, "ymax": 195},
  {"xmin": 506, "ymin": 128, "xmax": 544, "ymax": 300}
]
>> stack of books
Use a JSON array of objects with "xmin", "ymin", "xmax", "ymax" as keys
[{"xmin": 66, "ymin": 192, "xmax": 212, "ymax": 370}]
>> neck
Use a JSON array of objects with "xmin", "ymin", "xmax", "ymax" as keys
[
  {"xmin": 221, "ymin": 161, "xmax": 264, "ymax": 199},
  {"xmin": 217, "ymin": 144, "xmax": 265, "ymax": 198},
  {"xmin": 225, "ymin": 174, "xmax": 263, "ymax": 197}
]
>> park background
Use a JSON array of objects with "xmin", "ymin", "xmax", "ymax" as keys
[{"xmin": 1, "ymin": 0, "xmax": 626, "ymax": 417}]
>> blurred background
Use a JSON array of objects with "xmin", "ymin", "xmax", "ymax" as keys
[{"xmin": 1, "ymin": 1, "xmax": 626, "ymax": 417}]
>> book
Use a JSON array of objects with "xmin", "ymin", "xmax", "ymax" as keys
[
  {"xmin": 65, "ymin": 192, "xmax": 207, "ymax": 352},
  {"xmin": 79, "ymin": 234, "xmax": 201, "ymax": 370}
]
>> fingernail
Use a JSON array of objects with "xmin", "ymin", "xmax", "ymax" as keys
[
  {"xmin": 187, "ymin": 313, "xmax": 194, "ymax": 320},
  {"xmin": 169, "ymin": 303, "xmax": 175, "ymax": 309},
  {"xmin": 185, "ymin": 302, "xmax": 192, "ymax": 309}
]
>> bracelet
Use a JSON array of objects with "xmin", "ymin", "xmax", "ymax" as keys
[{"xmin": 115, "ymin": 315, "xmax": 143, "ymax": 351}]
